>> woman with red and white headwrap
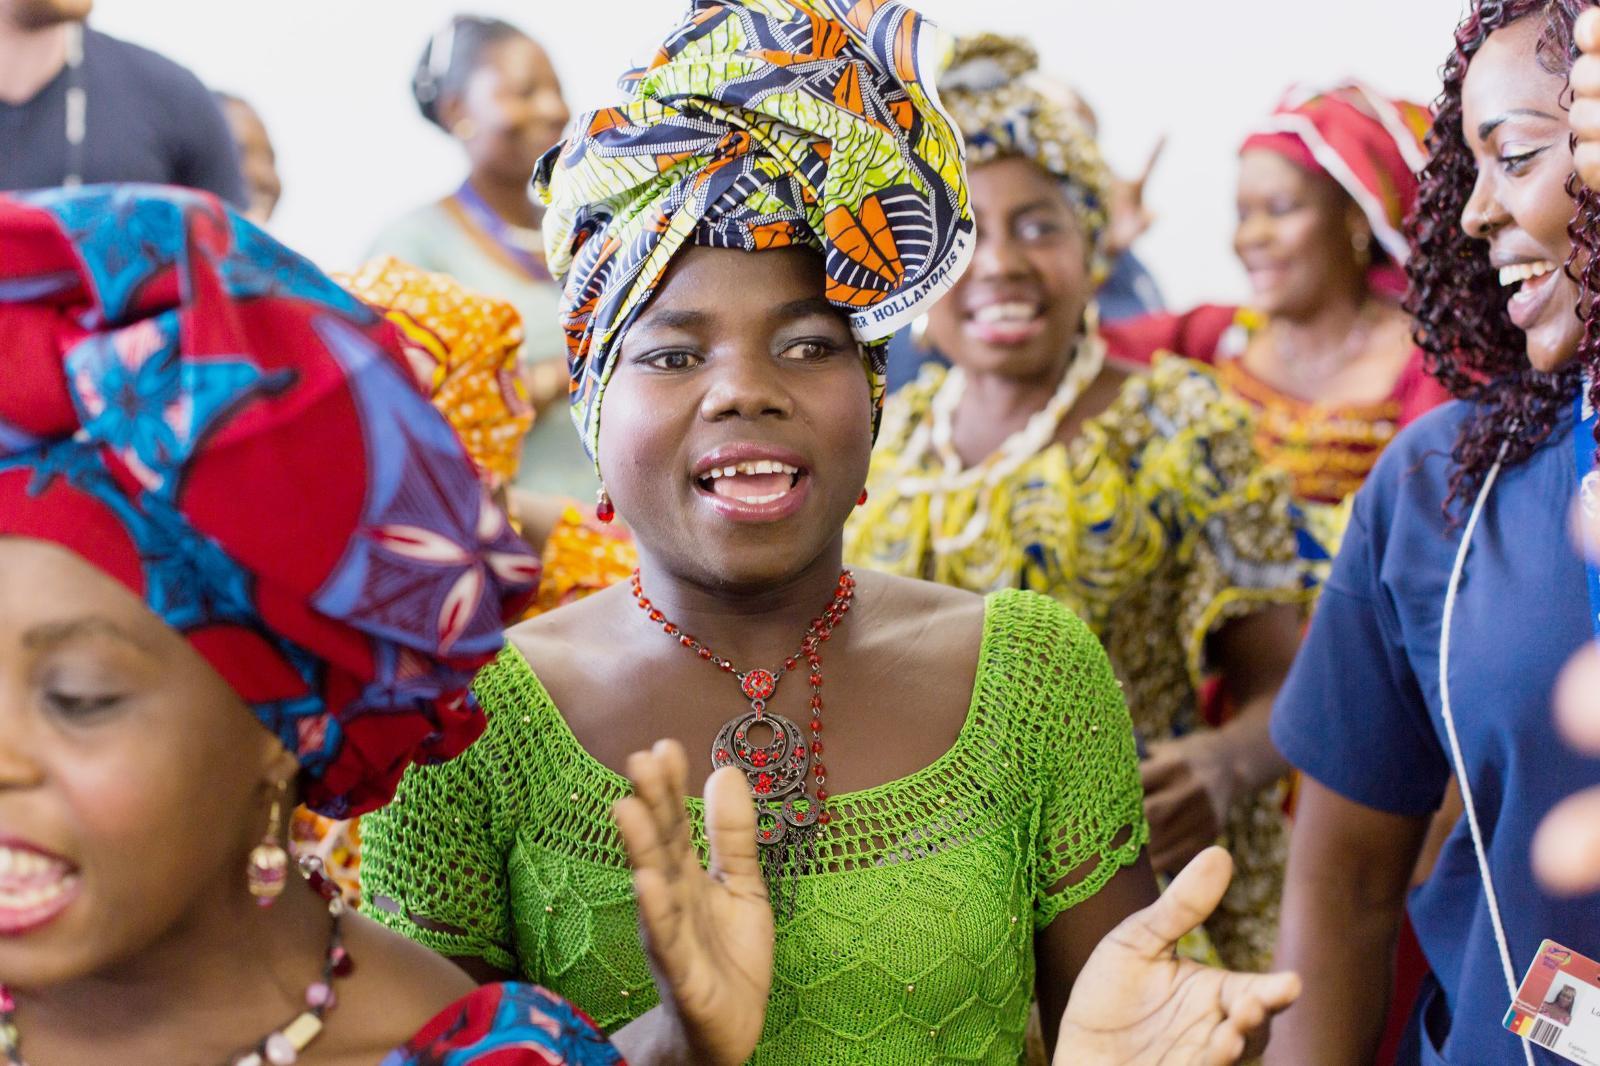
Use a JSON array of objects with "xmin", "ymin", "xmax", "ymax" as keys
[{"xmin": 1105, "ymin": 83, "xmax": 1450, "ymax": 536}]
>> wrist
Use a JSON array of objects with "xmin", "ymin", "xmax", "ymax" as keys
[
  {"xmin": 1212, "ymin": 705, "xmax": 1285, "ymax": 796},
  {"xmin": 609, "ymin": 1007, "xmax": 701, "ymax": 1066}
]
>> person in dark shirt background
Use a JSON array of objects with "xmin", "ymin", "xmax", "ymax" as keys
[
  {"xmin": 0, "ymin": 0, "xmax": 243, "ymax": 203},
  {"xmin": 215, "ymin": 90, "xmax": 281, "ymax": 224}
]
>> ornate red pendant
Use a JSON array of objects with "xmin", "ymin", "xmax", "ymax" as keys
[{"xmin": 741, "ymin": 669, "xmax": 777, "ymax": 702}]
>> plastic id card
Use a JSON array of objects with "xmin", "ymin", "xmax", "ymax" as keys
[{"xmin": 1505, "ymin": 940, "xmax": 1600, "ymax": 1063}]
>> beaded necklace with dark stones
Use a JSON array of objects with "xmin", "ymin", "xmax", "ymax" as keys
[{"xmin": 630, "ymin": 568, "xmax": 855, "ymax": 913}]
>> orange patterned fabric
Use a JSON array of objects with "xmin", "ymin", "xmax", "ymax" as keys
[
  {"xmin": 529, "ymin": 506, "xmax": 637, "ymax": 617},
  {"xmin": 299, "ymin": 257, "xmax": 537, "ymax": 897},
  {"xmin": 291, "ymin": 808, "xmax": 362, "ymax": 906},
  {"xmin": 338, "ymin": 256, "xmax": 534, "ymax": 490},
  {"xmin": 1217, "ymin": 357, "xmax": 1400, "ymax": 505}
]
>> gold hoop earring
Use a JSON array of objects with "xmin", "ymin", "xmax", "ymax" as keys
[
  {"xmin": 247, "ymin": 779, "xmax": 290, "ymax": 907},
  {"xmin": 1081, "ymin": 299, "xmax": 1102, "ymax": 336},
  {"xmin": 910, "ymin": 313, "xmax": 929, "ymax": 350},
  {"xmin": 1351, "ymin": 229, "xmax": 1372, "ymax": 268}
]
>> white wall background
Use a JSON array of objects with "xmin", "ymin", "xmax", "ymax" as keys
[{"xmin": 91, "ymin": 0, "xmax": 1467, "ymax": 310}]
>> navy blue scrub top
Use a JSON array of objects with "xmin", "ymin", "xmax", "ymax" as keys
[{"xmin": 1273, "ymin": 399, "xmax": 1600, "ymax": 1065}]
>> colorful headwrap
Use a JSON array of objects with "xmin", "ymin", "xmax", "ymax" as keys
[
  {"xmin": 1241, "ymin": 82, "xmax": 1431, "ymax": 297},
  {"xmin": 0, "ymin": 186, "xmax": 540, "ymax": 818},
  {"xmin": 337, "ymin": 257, "xmax": 534, "ymax": 492},
  {"xmin": 937, "ymin": 34, "xmax": 1112, "ymax": 281},
  {"xmin": 534, "ymin": 0, "xmax": 974, "ymax": 464}
]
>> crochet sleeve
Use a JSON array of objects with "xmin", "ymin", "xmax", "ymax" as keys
[
  {"xmin": 1136, "ymin": 356, "xmax": 1324, "ymax": 689},
  {"xmin": 360, "ymin": 698, "xmax": 516, "ymax": 972},
  {"xmin": 1028, "ymin": 594, "xmax": 1149, "ymax": 929}
]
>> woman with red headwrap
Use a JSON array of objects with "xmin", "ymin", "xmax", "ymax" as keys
[
  {"xmin": 0, "ymin": 183, "xmax": 788, "ymax": 1066},
  {"xmin": 1105, "ymin": 83, "xmax": 1449, "ymax": 535}
]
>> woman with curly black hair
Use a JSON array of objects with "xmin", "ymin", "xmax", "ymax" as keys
[{"xmin": 1267, "ymin": 2, "xmax": 1600, "ymax": 1064}]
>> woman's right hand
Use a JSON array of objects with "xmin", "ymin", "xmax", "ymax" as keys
[
  {"xmin": 614, "ymin": 740, "xmax": 773, "ymax": 1066},
  {"xmin": 1056, "ymin": 847, "xmax": 1302, "ymax": 1065},
  {"xmin": 1572, "ymin": 8, "xmax": 1600, "ymax": 192},
  {"xmin": 1533, "ymin": 499, "xmax": 1600, "ymax": 895}
]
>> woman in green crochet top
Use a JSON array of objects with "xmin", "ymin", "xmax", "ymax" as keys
[{"xmin": 361, "ymin": 2, "xmax": 1297, "ymax": 1062}]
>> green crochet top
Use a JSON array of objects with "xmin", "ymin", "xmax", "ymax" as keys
[{"xmin": 361, "ymin": 589, "xmax": 1146, "ymax": 1065}]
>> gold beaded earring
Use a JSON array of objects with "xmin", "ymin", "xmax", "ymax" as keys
[
  {"xmin": 1351, "ymin": 228, "xmax": 1373, "ymax": 269},
  {"xmin": 247, "ymin": 778, "xmax": 290, "ymax": 907}
]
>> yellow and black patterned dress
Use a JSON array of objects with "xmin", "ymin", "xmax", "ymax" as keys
[{"xmin": 844, "ymin": 354, "xmax": 1326, "ymax": 970}]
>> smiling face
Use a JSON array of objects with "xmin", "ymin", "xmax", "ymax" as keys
[
  {"xmin": 1233, "ymin": 149, "xmax": 1371, "ymax": 318},
  {"xmin": 0, "ymin": 538, "xmax": 292, "ymax": 990},
  {"xmin": 925, "ymin": 156, "xmax": 1091, "ymax": 381},
  {"xmin": 595, "ymin": 246, "xmax": 873, "ymax": 589},
  {"xmin": 445, "ymin": 34, "xmax": 571, "ymax": 187},
  {"xmin": 1460, "ymin": 16, "xmax": 1584, "ymax": 373}
]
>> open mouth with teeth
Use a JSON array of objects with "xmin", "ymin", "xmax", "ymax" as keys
[
  {"xmin": 965, "ymin": 301, "xmax": 1046, "ymax": 346},
  {"xmin": 1499, "ymin": 260, "xmax": 1558, "ymax": 289},
  {"xmin": 696, "ymin": 459, "xmax": 806, "ymax": 506},
  {"xmin": 0, "ymin": 843, "xmax": 80, "ymax": 936},
  {"xmin": 1499, "ymin": 259, "xmax": 1563, "ymax": 330}
]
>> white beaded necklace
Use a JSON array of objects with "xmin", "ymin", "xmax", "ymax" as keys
[{"xmin": 891, "ymin": 326, "xmax": 1107, "ymax": 555}]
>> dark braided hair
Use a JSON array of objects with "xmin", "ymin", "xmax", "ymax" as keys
[
  {"xmin": 411, "ymin": 15, "xmax": 526, "ymax": 129},
  {"xmin": 1407, "ymin": 0, "xmax": 1600, "ymax": 510}
]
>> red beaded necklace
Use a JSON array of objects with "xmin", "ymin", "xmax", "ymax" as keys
[{"xmin": 630, "ymin": 568, "xmax": 855, "ymax": 897}]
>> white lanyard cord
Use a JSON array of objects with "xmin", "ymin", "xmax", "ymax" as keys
[
  {"xmin": 1439, "ymin": 443, "xmax": 1536, "ymax": 1065},
  {"xmin": 62, "ymin": 21, "xmax": 86, "ymax": 188}
]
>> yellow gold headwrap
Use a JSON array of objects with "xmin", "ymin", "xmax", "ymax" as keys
[{"xmin": 939, "ymin": 35, "xmax": 1111, "ymax": 280}]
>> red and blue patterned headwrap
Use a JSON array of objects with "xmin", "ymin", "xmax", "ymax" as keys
[{"xmin": 0, "ymin": 186, "xmax": 539, "ymax": 818}]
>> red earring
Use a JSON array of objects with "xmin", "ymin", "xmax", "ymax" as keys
[
  {"xmin": 596, "ymin": 487, "xmax": 615, "ymax": 524},
  {"xmin": 857, "ymin": 489, "xmax": 869, "ymax": 506}
]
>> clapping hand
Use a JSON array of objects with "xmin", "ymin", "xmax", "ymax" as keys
[
  {"xmin": 1533, "ymin": 500, "xmax": 1600, "ymax": 895},
  {"xmin": 1056, "ymin": 847, "xmax": 1302, "ymax": 1064},
  {"xmin": 614, "ymin": 740, "xmax": 774, "ymax": 1066},
  {"xmin": 1572, "ymin": 8, "xmax": 1600, "ymax": 192}
]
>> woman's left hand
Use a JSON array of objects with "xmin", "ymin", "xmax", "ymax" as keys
[
  {"xmin": 1140, "ymin": 733, "xmax": 1236, "ymax": 875},
  {"xmin": 1056, "ymin": 847, "xmax": 1302, "ymax": 1065}
]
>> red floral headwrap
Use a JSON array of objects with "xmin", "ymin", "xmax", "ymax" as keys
[
  {"xmin": 0, "ymin": 186, "xmax": 539, "ymax": 817},
  {"xmin": 1241, "ymin": 82, "xmax": 1431, "ymax": 298}
]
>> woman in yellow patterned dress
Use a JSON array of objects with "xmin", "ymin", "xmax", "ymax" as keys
[{"xmin": 843, "ymin": 36, "xmax": 1324, "ymax": 972}]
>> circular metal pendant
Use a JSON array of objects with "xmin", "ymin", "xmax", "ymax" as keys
[
  {"xmin": 711, "ymin": 707, "xmax": 814, "ymax": 848},
  {"xmin": 712, "ymin": 709, "xmax": 809, "ymax": 796}
]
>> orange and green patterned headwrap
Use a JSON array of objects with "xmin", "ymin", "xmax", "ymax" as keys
[{"xmin": 534, "ymin": 0, "xmax": 974, "ymax": 465}]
